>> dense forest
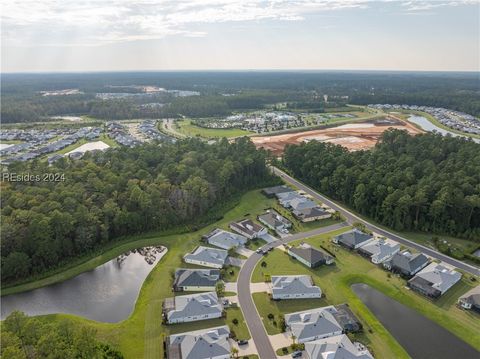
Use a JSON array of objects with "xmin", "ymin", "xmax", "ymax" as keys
[
  {"xmin": 1, "ymin": 138, "xmax": 275, "ymax": 283},
  {"xmin": 283, "ymin": 130, "xmax": 480, "ymax": 240},
  {"xmin": 1, "ymin": 311, "xmax": 122, "ymax": 359},
  {"xmin": 1, "ymin": 71, "xmax": 479, "ymax": 123}
]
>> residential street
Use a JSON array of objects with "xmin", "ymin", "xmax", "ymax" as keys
[{"xmin": 272, "ymin": 166, "xmax": 480, "ymax": 277}]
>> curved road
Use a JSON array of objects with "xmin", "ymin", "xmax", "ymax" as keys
[
  {"xmin": 272, "ymin": 166, "xmax": 480, "ymax": 277},
  {"xmin": 237, "ymin": 168, "xmax": 479, "ymax": 359},
  {"xmin": 237, "ymin": 222, "xmax": 347, "ymax": 359}
]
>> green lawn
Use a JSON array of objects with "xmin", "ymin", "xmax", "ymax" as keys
[
  {"xmin": 253, "ymin": 292, "xmax": 327, "ymax": 335},
  {"xmin": 251, "ymin": 227, "xmax": 480, "ymax": 359},
  {"xmin": 15, "ymin": 189, "xmax": 273, "ymax": 358},
  {"xmin": 246, "ymin": 238, "xmax": 267, "ymax": 250},
  {"xmin": 176, "ymin": 119, "xmax": 252, "ymax": 138}
]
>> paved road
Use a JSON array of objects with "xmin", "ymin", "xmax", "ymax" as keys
[
  {"xmin": 236, "ymin": 222, "xmax": 347, "ymax": 359},
  {"xmin": 272, "ymin": 166, "xmax": 480, "ymax": 277}
]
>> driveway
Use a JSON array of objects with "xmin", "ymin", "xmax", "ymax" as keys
[
  {"xmin": 229, "ymin": 339, "xmax": 258, "ymax": 357},
  {"xmin": 224, "ymin": 282, "xmax": 237, "ymax": 293},
  {"xmin": 227, "ymin": 257, "xmax": 245, "ymax": 267},
  {"xmin": 268, "ymin": 332, "xmax": 293, "ymax": 351},
  {"xmin": 236, "ymin": 247, "xmax": 255, "ymax": 258},
  {"xmin": 250, "ymin": 282, "xmax": 270, "ymax": 293},
  {"xmin": 259, "ymin": 233, "xmax": 278, "ymax": 243}
]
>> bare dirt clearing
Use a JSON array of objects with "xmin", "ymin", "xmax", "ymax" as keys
[{"xmin": 252, "ymin": 116, "xmax": 423, "ymax": 154}]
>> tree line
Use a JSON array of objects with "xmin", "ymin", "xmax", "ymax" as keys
[
  {"xmin": 1, "ymin": 138, "xmax": 276, "ymax": 283},
  {"xmin": 1, "ymin": 311, "xmax": 122, "ymax": 359},
  {"xmin": 283, "ymin": 130, "xmax": 480, "ymax": 240}
]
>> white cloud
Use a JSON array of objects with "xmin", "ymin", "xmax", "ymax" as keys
[
  {"xmin": 400, "ymin": 0, "xmax": 478, "ymax": 12},
  {"xmin": 1, "ymin": 0, "xmax": 370, "ymax": 46}
]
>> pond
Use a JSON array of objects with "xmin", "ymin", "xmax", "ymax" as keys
[
  {"xmin": 408, "ymin": 115, "xmax": 480, "ymax": 143},
  {"xmin": 1, "ymin": 246, "xmax": 167, "ymax": 323},
  {"xmin": 352, "ymin": 283, "xmax": 479, "ymax": 359}
]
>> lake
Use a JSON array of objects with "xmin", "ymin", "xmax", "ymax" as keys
[
  {"xmin": 408, "ymin": 115, "xmax": 480, "ymax": 143},
  {"xmin": 352, "ymin": 283, "xmax": 479, "ymax": 359},
  {"xmin": 1, "ymin": 246, "xmax": 167, "ymax": 323}
]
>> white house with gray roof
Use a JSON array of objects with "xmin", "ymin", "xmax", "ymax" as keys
[
  {"xmin": 458, "ymin": 285, "xmax": 480, "ymax": 311},
  {"xmin": 258, "ymin": 209, "xmax": 292, "ymax": 232},
  {"xmin": 167, "ymin": 325, "xmax": 231, "ymax": 359},
  {"xmin": 333, "ymin": 229, "xmax": 374, "ymax": 250},
  {"xmin": 384, "ymin": 250, "xmax": 430, "ymax": 277},
  {"xmin": 304, "ymin": 334, "xmax": 373, "ymax": 359},
  {"xmin": 408, "ymin": 262, "xmax": 462, "ymax": 298},
  {"xmin": 183, "ymin": 246, "xmax": 228, "ymax": 269},
  {"xmin": 163, "ymin": 292, "xmax": 223, "ymax": 324},
  {"xmin": 203, "ymin": 228, "xmax": 248, "ymax": 250},
  {"xmin": 229, "ymin": 219, "xmax": 267, "ymax": 239},
  {"xmin": 358, "ymin": 238, "xmax": 400, "ymax": 264},
  {"xmin": 271, "ymin": 275, "xmax": 322, "ymax": 300},
  {"xmin": 173, "ymin": 269, "xmax": 220, "ymax": 292},
  {"xmin": 284, "ymin": 306, "xmax": 343, "ymax": 343}
]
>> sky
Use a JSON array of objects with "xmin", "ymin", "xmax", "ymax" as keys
[{"xmin": 1, "ymin": 0, "xmax": 479, "ymax": 72}]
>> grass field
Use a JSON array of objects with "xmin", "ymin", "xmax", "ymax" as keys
[
  {"xmin": 176, "ymin": 119, "xmax": 252, "ymax": 138},
  {"xmin": 13, "ymin": 189, "xmax": 277, "ymax": 358},
  {"xmin": 251, "ymin": 227, "xmax": 480, "ymax": 358}
]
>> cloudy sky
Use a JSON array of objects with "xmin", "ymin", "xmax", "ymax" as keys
[{"xmin": 1, "ymin": 0, "xmax": 479, "ymax": 72}]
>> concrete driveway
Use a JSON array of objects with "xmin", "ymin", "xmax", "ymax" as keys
[
  {"xmin": 236, "ymin": 247, "xmax": 255, "ymax": 258},
  {"xmin": 224, "ymin": 282, "xmax": 237, "ymax": 293},
  {"xmin": 227, "ymin": 257, "xmax": 245, "ymax": 267},
  {"xmin": 250, "ymin": 282, "xmax": 270, "ymax": 293},
  {"xmin": 269, "ymin": 332, "xmax": 294, "ymax": 351},
  {"xmin": 229, "ymin": 339, "xmax": 258, "ymax": 357},
  {"xmin": 259, "ymin": 233, "xmax": 278, "ymax": 243}
]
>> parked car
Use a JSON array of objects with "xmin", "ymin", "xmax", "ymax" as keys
[
  {"xmin": 291, "ymin": 351, "xmax": 302, "ymax": 358},
  {"xmin": 256, "ymin": 248, "xmax": 263, "ymax": 254},
  {"xmin": 237, "ymin": 339, "xmax": 249, "ymax": 346}
]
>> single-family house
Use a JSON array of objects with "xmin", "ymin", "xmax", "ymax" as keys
[
  {"xmin": 292, "ymin": 207, "xmax": 332, "ymax": 222},
  {"xmin": 304, "ymin": 334, "xmax": 373, "ymax": 359},
  {"xmin": 384, "ymin": 250, "xmax": 430, "ymax": 277},
  {"xmin": 173, "ymin": 269, "xmax": 221, "ymax": 292},
  {"xmin": 262, "ymin": 185, "xmax": 294, "ymax": 198},
  {"xmin": 183, "ymin": 246, "xmax": 228, "ymax": 269},
  {"xmin": 277, "ymin": 191, "xmax": 304, "ymax": 207},
  {"xmin": 163, "ymin": 292, "xmax": 223, "ymax": 324},
  {"xmin": 408, "ymin": 262, "xmax": 462, "ymax": 298},
  {"xmin": 288, "ymin": 197, "xmax": 318, "ymax": 212},
  {"xmin": 358, "ymin": 238, "xmax": 400, "ymax": 264},
  {"xmin": 258, "ymin": 210, "xmax": 292, "ymax": 232},
  {"xmin": 166, "ymin": 326, "xmax": 231, "ymax": 359},
  {"xmin": 203, "ymin": 228, "xmax": 248, "ymax": 250},
  {"xmin": 288, "ymin": 243, "xmax": 334, "ymax": 267},
  {"xmin": 332, "ymin": 229, "xmax": 374, "ymax": 250},
  {"xmin": 229, "ymin": 219, "xmax": 267, "ymax": 239},
  {"xmin": 284, "ymin": 306, "xmax": 344, "ymax": 343},
  {"xmin": 458, "ymin": 286, "xmax": 480, "ymax": 311},
  {"xmin": 271, "ymin": 275, "xmax": 322, "ymax": 300}
]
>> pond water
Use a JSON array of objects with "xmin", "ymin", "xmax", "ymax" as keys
[
  {"xmin": 408, "ymin": 115, "xmax": 480, "ymax": 143},
  {"xmin": 352, "ymin": 283, "xmax": 479, "ymax": 359},
  {"xmin": 1, "ymin": 246, "xmax": 166, "ymax": 323}
]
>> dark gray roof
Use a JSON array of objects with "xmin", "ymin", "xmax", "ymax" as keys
[
  {"xmin": 166, "ymin": 292, "xmax": 222, "ymax": 321},
  {"xmin": 168, "ymin": 326, "xmax": 231, "ymax": 359},
  {"xmin": 174, "ymin": 269, "xmax": 220, "ymax": 288},
  {"xmin": 289, "ymin": 244, "xmax": 332, "ymax": 265},
  {"xmin": 262, "ymin": 185, "xmax": 293, "ymax": 196},
  {"xmin": 391, "ymin": 250, "xmax": 430, "ymax": 274},
  {"xmin": 293, "ymin": 206, "xmax": 329, "ymax": 219},
  {"xmin": 335, "ymin": 229, "xmax": 373, "ymax": 248},
  {"xmin": 271, "ymin": 275, "xmax": 321, "ymax": 297}
]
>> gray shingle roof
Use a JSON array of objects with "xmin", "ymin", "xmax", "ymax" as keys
[
  {"xmin": 271, "ymin": 275, "xmax": 321, "ymax": 297},
  {"xmin": 168, "ymin": 326, "xmax": 231, "ymax": 359},
  {"xmin": 305, "ymin": 334, "xmax": 373, "ymax": 359},
  {"xmin": 335, "ymin": 229, "xmax": 373, "ymax": 248},
  {"xmin": 174, "ymin": 269, "xmax": 220, "ymax": 289},
  {"xmin": 184, "ymin": 246, "xmax": 228, "ymax": 267},
  {"xmin": 205, "ymin": 228, "xmax": 247, "ymax": 249},
  {"xmin": 166, "ymin": 292, "xmax": 222, "ymax": 321},
  {"xmin": 258, "ymin": 210, "xmax": 292, "ymax": 229},
  {"xmin": 289, "ymin": 244, "xmax": 333, "ymax": 265},
  {"xmin": 410, "ymin": 262, "xmax": 462, "ymax": 294},
  {"xmin": 285, "ymin": 306, "xmax": 343, "ymax": 342},
  {"xmin": 391, "ymin": 250, "xmax": 430, "ymax": 275}
]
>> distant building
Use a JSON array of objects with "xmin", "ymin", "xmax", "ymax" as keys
[
  {"xmin": 258, "ymin": 209, "xmax": 292, "ymax": 233},
  {"xmin": 408, "ymin": 262, "xmax": 462, "ymax": 298},
  {"xmin": 333, "ymin": 229, "xmax": 374, "ymax": 250},
  {"xmin": 163, "ymin": 292, "xmax": 223, "ymax": 324},
  {"xmin": 288, "ymin": 243, "xmax": 334, "ymax": 267},
  {"xmin": 183, "ymin": 246, "xmax": 228, "ymax": 269},
  {"xmin": 304, "ymin": 334, "xmax": 373, "ymax": 359},
  {"xmin": 458, "ymin": 286, "xmax": 480, "ymax": 311},
  {"xmin": 203, "ymin": 228, "xmax": 248, "ymax": 250},
  {"xmin": 358, "ymin": 238, "xmax": 400, "ymax": 264},
  {"xmin": 173, "ymin": 269, "xmax": 221, "ymax": 292},
  {"xmin": 166, "ymin": 326, "xmax": 231, "ymax": 359},
  {"xmin": 284, "ymin": 306, "xmax": 343, "ymax": 343},
  {"xmin": 271, "ymin": 275, "xmax": 322, "ymax": 300},
  {"xmin": 384, "ymin": 250, "xmax": 430, "ymax": 277},
  {"xmin": 229, "ymin": 219, "xmax": 267, "ymax": 239}
]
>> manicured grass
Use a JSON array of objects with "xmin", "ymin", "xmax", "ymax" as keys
[
  {"xmin": 223, "ymin": 265, "xmax": 240, "ymax": 282},
  {"xmin": 246, "ymin": 238, "xmax": 267, "ymax": 250},
  {"xmin": 251, "ymin": 227, "xmax": 480, "ymax": 358},
  {"xmin": 226, "ymin": 307, "xmax": 251, "ymax": 340},
  {"xmin": 176, "ymin": 119, "xmax": 252, "ymax": 138},
  {"xmin": 18, "ymin": 189, "xmax": 271, "ymax": 358},
  {"xmin": 253, "ymin": 292, "xmax": 328, "ymax": 335}
]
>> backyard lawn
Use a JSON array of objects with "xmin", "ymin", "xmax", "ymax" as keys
[
  {"xmin": 25, "ymin": 189, "xmax": 274, "ymax": 359},
  {"xmin": 251, "ymin": 227, "xmax": 480, "ymax": 359}
]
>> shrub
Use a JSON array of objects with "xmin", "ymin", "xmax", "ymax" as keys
[
  {"xmin": 267, "ymin": 313, "xmax": 274, "ymax": 320},
  {"xmin": 232, "ymin": 318, "xmax": 239, "ymax": 325}
]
